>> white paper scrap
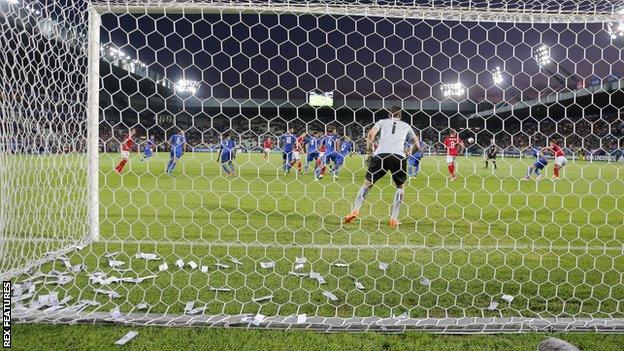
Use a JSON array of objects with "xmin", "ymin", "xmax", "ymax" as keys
[
  {"xmin": 187, "ymin": 261, "xmax": 198, "ymax": 269},
  {"xmin": 294, "ymin": 263, "xmax": 304, "ymax": 270},
  {"xmin": 333, "ymin": 262, "xmax": 348, "ymax": 267},
  {"xmin": 175, "ymin": 259, "xmax": 185, "ymax": 268},
  {"xmin": 322, "ymin": 291, "xmax": 339, "ymax": 302},
  {"xmin": 309, "ymin": 272, "xmax": 325, "ymax": 284},
  {"xmin": 419, "ymin": 277, "xmax": 431, "ymax": 287},
  {"xmin": 355, "ymin": 281, "xmax": 365, "ymax": 290},
  {"xmin": 105, "ymin": 252, "xmax": 120, "ymax": 258},
  {"xmin": 379, "ymin": 263, "xmax": 388, "ymax": 272},
  {"xmin": 135, "ymin": 253, "xmax": 159, "ymax": 260},
  {"xmin": 110, "ymin": 306, "xmax": 122, "ymax": 319},
  {"xmin": 295, "ymin": 257, "xmax": 307, "ymax": 264},
  {"xmin": 209, "ymin": 287, "xmax": 232, "ymax": 292},
  {"xmin": 71, "ymin": 264, "xmax": 85, "ymax": 273},
  {"xmin": 486, "ymin": 301, "xmax": 499, "ymax": 310},
  {"xmin": 114, "ymin": 331, "xmax": 138, "ymax": 346},
  {"xmin": 230, "ymin": 258, "xmax": 243, "ymax": 265},
  {"xmin": 136, "ymin": 302, "xmax": 149, "ymax": 310},
  {"xmin": 502, "ymin": 294, "xmax": 514, "ymax": 303},
  {"xmin": 215, "ymin": 263, "xmax": 230, "ymax": 269},
  {"xmin": 260, "ymin": 261, "xmax": 275, "ymax": 269},
  {"xmin": 108, "ymin": 260, "xmax": 125, "ymax": 268},
  {"xmin": 252, "ymin": 295, "xmax": 272, "ymax": 303},
  {"xmin": 93, "ymin": 289, "xmax": 122, "ymax": 299},
  {"xmin": 63, "ymin": 260, "xmax": 72, "ymax": 269},
  {"xmin": 158, "ymin": 263, "xmax": 169, "ymax": 272},
  {"xmin": 288, "ymin": 271, "xmax": 308, "ymax": 277},
  {"xmin": 296, "ymin": 314, "xmax": 307, "ymax": 324},
  {"xmin": 200, "ymin": 266, "xmax": 208, "ymax": 273},
  {"xmin": 187, "ymin": 306, "xmax": 207, "ymax": 315},
  {"xmin": 395, "ymin": 312, "xmax": 409, "ymax": 319},
  {"xmin": 183, "ymin": 301, "xmax": 195, "ymax": 313}
]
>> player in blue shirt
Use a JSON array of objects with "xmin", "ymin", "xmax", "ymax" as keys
[
  {"xmin": 339, "ymin": 136, "xmax": 354, "ymax": 157},
  {"xmin": 405, "ymin": 139, "xmax": 426, "ymax": 177},
  {"xmin": 280, "ymin": 127, "xmax": 296, "ymax": 174},
  {"xmin": 139, "ymin": 135, "xmax": 157, "ymax": 163},
  {"xmin": 522, "ymin": 146, "xmax": 549, "ymax": 181},
  {"xmin": 165, "ymin": 129, "xmax": 185, "ymax": 175},
  {"xmin": 315, "ymin": 126, "xmax": 343, "ymax": 180},
  {"xmin": 305, "ymin": 132, "xmax": 322, "ymax": 173},
  {"xmin": 217, "ymin": 133, "xmax": 236, "ymax": 176}
]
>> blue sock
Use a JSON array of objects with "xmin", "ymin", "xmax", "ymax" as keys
[
  {"xmin": 166, "ymin": 160, "xmax": 172, "ymax": 172},
  {"xmin": 334, "ymin": 164, "xmax": 341, "ymax": 176},
  {"xmin": 228, "ymin": 162, "xmax": 235, "ymax": 173},
  {"xmin": 526, "ymin": 166, "xmax": 532, "ymax": 178},
  {"xmin": 221, "ymin": 163, "xmax": 230, "ymax": 174},
  {"xmin": 414, "ymin": 165, "xmax": 420, "ymax": 175},
  {"xmin": 535, "ymin": 168, "xmax": 541, "ymax": 176}
]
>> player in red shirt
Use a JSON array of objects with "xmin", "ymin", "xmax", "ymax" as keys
[
  {"xmin": 443, "ymin": 129, "xmax": 463, "ymax": 181},
  {"xmin": 294, "ymin": 132, "xmax": 306, "ymax": 173},
  {"xmin": 540, "ymin": 138, "xmax": 568, "ymax": 180},
  {"xmin": 114, "ymin": 128, "xmax": 137, "ymax": 174},
  {"xmin": 262, "ymin": 137, "xmax": 273, "ymax": 160}
]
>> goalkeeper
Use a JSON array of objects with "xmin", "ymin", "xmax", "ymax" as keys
[{"xmin": 343, "ymin": 106, "xmax": 420, "ymax": 228}]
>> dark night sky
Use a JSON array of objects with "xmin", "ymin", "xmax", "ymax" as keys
[{"xmin": 100, "ymin": 11, "xmax": 624, "ymax": 105}]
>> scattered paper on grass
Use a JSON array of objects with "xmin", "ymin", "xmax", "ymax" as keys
[
  {"xmin": 187, "ymin": 261, "xmax": 198, "ymax": 269},
  {"xmin": 104, "ymin": 252, "xmax": 120, "ymax": 258},
  {"xmin": 294, "ymin": 263, "xmax": 304, "ymax": 270},
  {"xmin": 354, "ymin": 281, "xmax": 365, "ymax": 290},
  {"xmin": 322, "ymin": 291, "xmax": 339, "ymax": 302},
  {"xmin": 296, "ymin": 314, "xmax": 307, "ymax": 324},
  {"xmin": 134, "ymin": 275, "xmax": 157, "ymax": 283},
  {"xmin": 419, "ymin": 277, "xmax": 431, "ymax": 287},
  {"xmin": 135, "ymin": 253, "xmax": 159, "ymax": 261},
  {"xmin": 114, "ymin": 331, "xmax": 138, "ymax": 346},
  {"xmin": 62, "ymin": 260, "xmax": 72, "ymax": 270},
  {"xmin": 93, "ymin": 288, "xmax": 122, "ymax": 299},
  {"xmin": 209, "ymin": 287, "xmax": 232, "ymax": 292},
  {"xmin": 229, "ymin": 258, "xmax": 243, "ymax": 265},
  {"xmin": 108, "ymin": 260, "xmax": 125, "ymax": 268},
  {"xmin": 252, "ymin": 295, "xmax": 272, "ymax": 302},
  {"xmin": 502, "ymin": 294, "xmax": 514, "ymax": 303},
  {"xmin": 333, "ymin": 262, "xmax": 348, "ymax": 267},
  {"xmin": 136, "ymin": 302, "xmax": 149, "ymax": 310},
  {"xmin": 379, "ymin": 263, "xmax": 388, "ymax": 272},
  {"xmin": 187, "ymin": 305, "xmax": 207, "ymax": 315},
  {"xmin": 183, "ymin": 301, "xmax": 195, "ymax": 313},
  {"xmin": 158, "ymin": 263, "xmax": 168, "ymax": 272},
  {"xmin": 175, "ymin": 259, "xmax": 184, "ymax": 268},
  {"xmin": 200, "ymin": 266, "xmax": 208, "ymax": 273},
  {"xmin": 486, "ymin": 301, "xmax": 499, "ymax": 310},
  {"xmin": 288, "ymin": 271, "xmax": 308, "ymax": 277},
  {"xmin": 260, "ymin": 261, "xmax": 275, "ymax": 269},
  {"xmin": 71, "ymin": 264, "xmax": 85, "ymax": 273},
  {"xmin": 242, "ymin": 314, "xmax": 266, "ymax": 326},
  {"xmin": 295, "ymin": 257, "xmax": 307, "ymax": 264},
  {"xmin": 110, "ymin": 306, "xmax": 122, "ymax": 319},
  {"xmin": 215, "ymin": 263, "xmax": 230, "ymax": 269},
  {"xmin": 309, "ymin": 272, "xmax": 325, "ymax": 284},
  {"xmin": 395, "ymin": 312, "xmax": 409, "ymax": 319}
]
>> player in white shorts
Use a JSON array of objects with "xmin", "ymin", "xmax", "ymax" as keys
[{"xmin": 540, "ymin": 138, "xmax": 567, "ymax": 180}]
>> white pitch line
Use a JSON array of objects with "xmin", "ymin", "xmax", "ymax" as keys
[{"xmin": 3, "ymin": 237, "xmax": 623, "ymax": 253}]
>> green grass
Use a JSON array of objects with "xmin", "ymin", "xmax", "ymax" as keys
[
  {"xmin": 11, "ymin": 323, "xmax": 624, "ymax": 351},
  {"xmin": 6, "ymin": 152, "xmax": 624, "ymax": 321}
]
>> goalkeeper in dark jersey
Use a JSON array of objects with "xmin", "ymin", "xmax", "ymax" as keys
[{"xmin": 484, "ymin": 139, "xmax": 498, "ymax": 170}]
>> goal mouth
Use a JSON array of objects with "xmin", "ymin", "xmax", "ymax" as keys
[{"xmin": 2, "ymin": 0, "xmax": 624, "ymax": 333}]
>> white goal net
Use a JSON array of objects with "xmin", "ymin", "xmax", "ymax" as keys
[{"xmin": 2, "ymin": 0, "xmax": 624, "ymax": 332}]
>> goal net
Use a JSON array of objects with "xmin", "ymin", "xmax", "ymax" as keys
[{"xmin": 3, "ymin": 0, "xmax": 624, "ymax": 332}]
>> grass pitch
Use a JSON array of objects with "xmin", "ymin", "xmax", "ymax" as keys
[{"xmin": 7, "ymin": 151, "xmax": 624, "ymax": 321}]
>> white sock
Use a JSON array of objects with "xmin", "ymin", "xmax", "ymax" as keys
[
  {"xmin": 390, "ymin": 188, "xmax": 404, "ymax": 220},
  {"xmin": 353, "ymin": 186, "xmax": 369, "ymax": 212}
]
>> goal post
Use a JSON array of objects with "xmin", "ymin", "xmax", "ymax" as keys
[{"xmin": 3, "ymin": 0, "xmax": 624, "ymax": 333}]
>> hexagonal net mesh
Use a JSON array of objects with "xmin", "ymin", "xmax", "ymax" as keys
[{"xmin": 2, "ymin": 0, "xmax": 624, "ymax": 332}]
